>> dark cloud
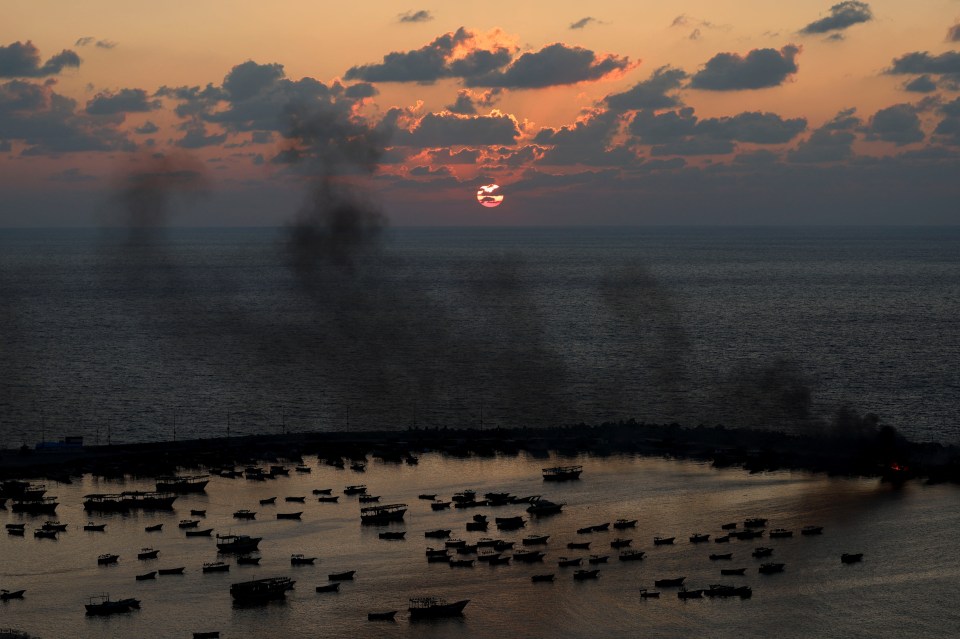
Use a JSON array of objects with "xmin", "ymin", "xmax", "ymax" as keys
[
  {"xmin": 344, "ymin": 28, "xmax": 514, "ymax": 84},
  {"xmin": 135, "ymin": 121, "xmax": 159, "ymax": 134},
  {"xmin": 251, "ymin": 130, "xmax": 273, "ymax": 144},
  {"xmin": 0, "ymin": 41, "xmax": 81, "ymax": 78},
  {"xmin": 48, "ymin": 167, "xmax": 96, "ymax": 182},
  {"xmin": 800, "ymin": 1, "xmax": 873, "ymax": 35},
  {"xmin": 0, "ymin": 79, "xmax": 135, "ymax": 154},
  {"xmin": 787, "ymin": 112, "xmax": 859, "ymax": 163},
  {"xmin": 344, "ymin": 82, "xmax": 378, "ymax": 99},
  {"xmin": 865, "ymin": 104, "xmax": 924, "ymax": 145},
  {"xmin": 399, "ymin": 10, "xmax": 433, "ymax": 23},
  {"xmin": 445, "ymin": 88, "xmax": 501, "ymax": 114},
  {"xmin": 488, "ymin": 144, "xmax": 544, "ymax": 167},
  {"xmin": 949, "ymin": 24, "xmax": 960, "ymax": 43},
  {"xmin": 629, "ymin": 107, "xmax": 805, "ymax": 155},
  {"xmin": 466, "ymin": 43, "xmax": 631, "ymax": 88},
  {"xmin": 86, "ymin": 88, "xmax": 160, "ymax": 115},
  {"xmin": 427, "ymin": 147, "xmax": 480, "ymax": 164},
  {"xmin": 942, "ymin": 97, "xmax": 960, "ymax": 118},
  {"xmin": 690, "ymin": 45, "xmax": 800, "ymax": 90},
  {"xmin": 651, "ymin": 137, "xmax": 734, "ymax": 156},
  {"xmin": 175, "ymin": 122, "xmax": 228, "ymax": 148},
  {"xmin": 0, "ymin": 139, "xmax": 10, "ymax": 152},
  {"xmin": 75, "ymin": 37, "xmax": 94, "ymax": 47},
  {"xmin": 605, "ymin": 66, "xmax": 687, "ymax": 111},
  {"xmin": 409, "ymin": 164, "xmax": 452, "ymax": 177},
  {"xmin": 534, "ymin": 109, "xmax": 638, "ymax": 165},
  {"xmin": 628, "ymin": 107, "xmax": 698, "ymax": 144},
  {"xmin": 933, "ymin": 99, "xmax": 960, "ymax": 145},
  {"xmin": 903, "ymin": 75, "xmax": 937, "ymax": 93},
  {"xmin": 698, "ymin": 111, "xmax": 807, "ymax": 143},
  {"xmin": 96, "ymin": 40, "xmax": 117, "ymax": 50},
  {"xmin": 223, "ymin": 61, "xmax": 285, "ymax": 101},
  {"xmin": 570, "ymin": 17, "xmax": 600, "ymax": 30},
  {"xmin": 888, "ymin": 50, "xmax": 960, "ymax": 77},
  {"xmin": 396, "ymin": 111, "xmax": 521, "ymax": 147}
]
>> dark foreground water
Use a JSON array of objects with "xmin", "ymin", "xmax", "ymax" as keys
[
  {"xmin": 1, "ymin": 453, "xmax": 958, "ymax": 639},
  {"xmin": 1, "ymin": 226, "xmax": 958, "ymax": 445}
]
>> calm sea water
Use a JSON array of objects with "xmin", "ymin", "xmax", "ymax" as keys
[
  {"xmin": 1, "ymin": 226, "xmax": 958, "ymax": 445},
  {"xmin": 1, "ymin": 454, "xmax": 958, "ymax": 638}
]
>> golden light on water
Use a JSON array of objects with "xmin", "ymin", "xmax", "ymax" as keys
[{"xmin": 476, "ymin": 184, "xmax": 504, "ymax": 208}]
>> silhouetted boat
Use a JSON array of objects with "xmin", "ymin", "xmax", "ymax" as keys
[
  {"xmin": 639, "ymin": 588, "xmax": 660, "ymax": 598},
  {"xmin": 233, "ymin": 510, "xmax": 256, "ymax": 520},
  {"xmin": 6, "ymin": 527, "xmax": 24, "ymax": 536},
  {"xmin": 135, "ymin": 571, "xmax": 156, "ymax": 581},
  {"xmin": 12, "ymin": 497, "xmax": 59, "ymax": 514},
  {"xmin": 145, "ymin": 523, "xmax": 163, "ymax": 532},
  {"xmin": 531, "ymin": 573, "xmax": 554, "ymax": 582},
  {"xmin": 759, "ymin": 562, "xmax": 785, "ymax": 573},
  {"xmin": 709, "ymin": 553, "xmax": 733, "ymax": 560},
  {"xmin": 5, "ymin": 523, "xmax": 25, "ymax": 531},
  {"xmin": 752, "ymin": 547, "xmax": 774, "ymax": 558},
  {"xmin": 276, "ymin": 512, "xmax": 302, "ymax": 520},
  {"xmin": 653, "ymin": 536, "xmax": 674, "ymax": 545},
  {"xmin": 216, "ymin": 534, "xmax": 261, "ymax": 553},
  {"xmin": 84, "ymin": 522, "xmax": 106, "ymax": 531},
  {"xmin": 732, "ymin": 529, "xmax": 764, "ymax": 540},
  {"xmin": 202, "ymin": 561, "xmax": 229, "ymax": 573},
  {"xmin": 452, "ymin": 490, "xmax": 477, "ymax": 503},
  {"xmin": 315, "ymin": 582, "xmax": 340, "ymax": 592},
  {"xmin": 513, "ymin": 550, "xmax": 545, "ymax": 562},
  {"xmin": 85, "ymin": 595, "xmax": 140, "ymax": 615},
  {"xmin": 431, "ymin": 501, "xmax": 451, "ymax": 510},
  {"xmin": 573, "ymin": 569, "xmax": 599, "ymax": 580},
  {"xmin": 589, "ymin": 555, "xmax": 609, "ymax": 564},
  {"xmin": 841, "ymin": 553, "xmax": 863, "ymax": 564},
  {"xmin": 613, "ymin": 519, "xmax": 637, "ymax": 529},
  {"xmin": 360, "ymin": 504, "xmax": 406, "ymax": 524},
  {"xmin": 350, "ymin": 462, "xmax": 366, "ymax": 472},
  {"xmin": 466, "ymin": 521, "xmax": 487, "ymax": 531},
  {"xmin": 610, "ymin": 538, "xmax": 632, "ymax": 549},
  {"xmin": 744, "ymin": 517, "xmax": 767, "ymax": 528},
  {"xmin": 523, "ymin": 534, "xmax": 549, "ymax": 545},
  {"xmin": 318, "ymin": 495, "xmax": 339, "ymax": 503},
  {"xmin": 655, "ymin": 577, "xmax": 686, "ymax": 587},
  {"xmin": 0, "ymin": 589, "xmax": 25, "ymax": 601},
  {"xmin": 705, "ymin": 584, "xmax": 752, "ymax": 598},
  {"xmin": 368, "ymin": 610, "xmax": 397, "ymax": 621},
  {"xmin": 236, "ymin": 556, "xmax": 260, "ymax": 565},
  {"xmin": 193, "ymin": 632, "xmax": 220, "ymax": 639},
  {"xmin": 343, "ymin": 485, "xmax": 367, "ymax": 495},
  {"xmin": 408, "ymin": 597, "xmax": 469, "ymax": 618},
  {"xmin": 542, "ymin": 465, "xmax": 582, "ymax": 481},
  {"xmin": 42, "ymin": 521, "xmax": 67, "ymax": 532},
  {"xmin": 526, "ymin": 497, "xmax": 564, "ymax": 515},
  {"xmin": 290, "ymin": 554, "xmax": 316, "ymax": 565},
  {"xmin": 328, "ymin": 570, "xmax": 355, "ymax": 581},
  {"xmin": 495, "ymin": 516, "xmax": 524, "ymax": 530},
  {"xmin": 721, "ymin": 522, "xmax": 738, "ymax": 530},
  {"xmin": 259, "ymin": 497, "xmax": 276, "ymax": 505},
  {"xmin": 185, "ymin": 528, "xmax": 213, "ymax": 537},
  {"xmin": 158, "ymin": 567, "xmax": 185, "ymax": 575},
  {"xmin": 312, "ymin": 488, "xmax": 333, "ymax": 495},
  {"xmin": 418, "ymin": 494, "xmax": 437, "ymax": 500},
  {"xmin": 558, "ymin": 557, "xmax": 582, "ymax": 567},
  {"xmin": 568, "ymin": 541, "xmax": 590, "ymax": 550},
  {"xmin": 379, "ymin": 531, "xmax": 405, "ymax": 540},
  {"xmin": 690, "ymin": 533, "xmax": 710, "ymax": 543},
  {"xmin": 179, "ymin": 520, "xmax": 200, "ymax": 529},
  {"xmin": 449, "ymin": 558, "xmax": 474, "ymax": 567},
  {"xmin": 618, "ymin": 550, "xmax": 645, "ymax": 561},
  {"xmin": 98, "ymin": 554, "xmax": 119, "ymax": 565},
  {"xmin": 359, "ymin": 495, "xmax": 381, "ymax": 504},
  {"xmin": 295, "ymin": 465, "xmax": 311, "ymax": 473},
  {"xmin": 425, "ymin": 529, "xmax": 451, "ymax": 538},
  {"xmin": 230, "ymin": 577, "xmax": 294, "ymax": 604},
  {"xmin": 801, "ymin": 525, "xmax": 824, "ymax": 536},
  {"xmin": 138, "ymin": 548, "xmax": 159, "ymax": 560},
  {"xmin": 677, "ymin": 587, "xmax": 703, "ymax": 599},
  {"xmin": 33, "ymin": 528, "xmax": 57, "ymax": 539},
  {"xmin": 285, "ymin": 496, "xmax": 306, "ymax": 503},
  {"xmin": 721, "ymin": 568, "xmax": 747, "ymax": 576},
  {"xmin": 769, "ymin": 528, "xmax": 793, "ymax": 538},
  {"xmin": 156, "ymin": 475, "xmax": 209, "ymax": 493},
  {"xmin": 190, "ymin": 509, "xmax": 206, "ymax": 516},
  {"xmin": 715, "ymin": 534, "xmax": 730, "ymax": 543}
]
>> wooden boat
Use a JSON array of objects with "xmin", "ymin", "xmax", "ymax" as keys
[
  {"xmin": 542, "ymin": 465, "xmax": 582, "ymax": 481},
  {"xmin": 448, "ymin": 558, "xmax": 474, "ymax": 568},
  {"xmin": 379, "ymin": 531, "xmax": 406, "ymax": 540},
  {"xmin": 523, "ymin": 534, "xmax": 549, "ymax": 545},
  {"xmin": 613, "ymin": 519, "xmax": 637, "ymax": 529},
  {"xmin": 714, "ymin": 535, "xmax": 730, "ymax": 543},
  {"xmin": 360, "ymin": 504, "xmax": 406, "ymax": 524},
  {"xmin": 318, "ymin": 496, "xmax": 339, "ymax": 503},
  {"xmin": 801, "ymin": 525, "xmax": 824, "ymax": 536},
  {"xmin": 709, "ymin": 553, "xmax": 733, "ymax": 560},
  {"xmin": 290, "ymin": 554, "xmax": 316, "ymax": 565},
  {"xmin": 34, "ymin": 528, "xmax": 58, "ymax": 539},
  {"xmin": 185, "ymin": 528, "xmax": 213, "ymax": 537},
  {"xmin": 465, "ymin": 521, "xmax": 487, "ymax": 531},
  {"xmin": 495, "ymin": 516, "xmax": 525, "ymax": 530},
  {"xmin": 259, "ymin": 497, "xmax": 276, "ymax": 505},
  {"xmin": 589, "ymin": 554, "xmax": 609, "ymax": 564},
  {"xmin": 193, "ymin": 632, "xmax": 220, "ymax": 639},
  {"xmin": 233, "ymin": 510, "xmax": 256, "ymax": 519},
  {"xmin": 677, "ymin": 588, "xmax": 703, "ymax": 599},
  {"xmin": 230, "ymin": 577, "xmax": 294, "ymax": 604},
  {"xmin": 841, "ymin": 553, "xmax": 863, "ymax": 564},
  {"xmin": 343, "ymin": 485, "xmax": 367, "ymax": 495},
  {"xmin": 135, "ymin": 571, "xmax": 156, "ymax": 581},
  {"xmin": 690, "ymin": 533, "xmax": 711, "ymax": 543},
  {"xmin": 190, "ymin": 509, "xmax": 206, "ymax": 516},
  {"xmin": 6, "ymin": 527, "xmax": 24, "ymax": 536},
  {"xmin": 451, "ymin": 490, "xmax": 477, "ymax": 503},
  {"xmin": 98, "ymin": 554, "xmax": 119, "ymax": 565},
  {"xmin": 158, "ymin": 567, "xmax": 185, "ymax": 575},
  {"xmin": 350, "ymin": 462, "xmax": 366, "ymax": 472},
  {"xmin": 653, "ymin": 536, "xmax": 675, "ymax": 545},
  {"xmin": 315, "ymin": 582, "xmax": 340, "ymax": 592},
  {"xmin": 120, "ymin": 491, "xmax": 179, "ymax": 510},
  {"xmin": 610, "ymin": 538, "xmax": 632, "ymax": 549},
  {"xmin": 202, "ymin": 561, "xmax": 229, "ymax": 573},
  {"xmin": 295, "ymin": 465, "xmax": 311, "ymax": 473},
  {"xmin": 179, "ymin": 520, "xmax": 200, "ymax": 529},
  {"xmin": 236, "ymin": 556, "xmax": 260, "ymax": 565},
  {"xmin": 42, "ymin": 521, "xmax": 68, "ymax": 532},
  {"xmin": 156, "ymin": 475, "xmax": 209, "ymax": 493},
  {"xmin": 744, "ymin": 517, "xmax": 768, "ymax": 528},
  {"xmin": 769, "ymin": 528, "xmax": 793, "ymax": 538},
  {"xmin": 512, "ymin": 550, "xmax": 545, "ymax": 562},
  {"xmin": 721, "ymin": 522, "xmax": 738, "ymax": 530},
  {"xmin": 285, "ymin": 496, "xmax": 306, "ymax": 503},
  {"xmin": 425, "ymin": 529, "xmax": 451, "ymax": 539},
  {"xmin": 367, "ymin": 610, "xmax": 397, "ymax": 621},
  {"xmin": 752, "ymin": 547, "xmax": 774, "ymax": 558},
  {"xmin": 759, "ymin": 562, "xmax": 786, "ymax": 573},
  {"xmin": 0, "ymin": 589, "xmax": 26, "ymax": 600},
  {"xmin": 476, "ymin": 551, "xmax": 501, "ymax": 563},
  {"xmin": 216, "ymin": 534, "xmax": 262, "ymax": 553},
  {"xmin": 654, "ymin": 577, "xmax": 686, "ymax": 587},
  {"xmin": 639, "ymin": 588, "xmax": 660, "ymax": 598},
  {"xmin": 531, "ymin": 573, "xmax": 555, "ymax": 582},
  {"xmin": 138, "ymin": 548, "xmax": 159, "ymax": 560},
  {"xmin": 431, "ymin": 501, "xmax": 451, "ymax": 510},
  {"xmin": 705, "ymin": 584, "xmax": 753, "ymax": 598},
  {"xmin": 418, "ymin": 494, "xmax": 437, "ymax": 500},
  {"xmin": 84, "ymin": 522, "xmax": 107, "ymax": 531},
  {"xmin": 328, "ymin": 570, "xmax": 356, "ymax": 581},
  {"xmin": 408, "ymin": 597, "xmax": 469, "ymax": 619},
  {"xmin": 13, "ymin": 497, "xmax": 59, "ymax": 514},
  {"xmin": 567, "ymin": 541, "xmax": 591, "ymax": 550},
  {"xmin": 489, "ymin": 554, "xmax": 510, "ymax": 565},
  {"xmin": 618, "ymin": 550, "xmax": 645, "ymax": 561},
  {"xmin": 312, "ymin": 488, "xmax": 333, "ymax": 495},
  {"xmin": 558, "ymin": 557, "xmax": 582, "ymax": 567},
  {"xmin": 573, "ymin": 569, "xmax": 599, "ymax": 580},
  {"xmin": 276, "ymin": 512, "xmax": 303, "ymax": 520},
  {"xmin": 526, "ymin": 497, "xmax": 564, "ymax": 515},
  {"xmin": 732, "ymin": 529, "xmax": 764, "ymax": 540},
  {"xmin": 359, "ymin": 495, "xmax": 381, "ymax": 503},
  {"xmin": 5, "ymin": 523, "xmax": 25, "ymax": 530},
  {"xmin": 721, "ymin": 568, "xmax": 747, "ymax": 576},
  {"xmin": 145, "ymin": 523, "xmax": 163, "ymax": 532},
  {"xmin": 85, "ymin": 595, "xmax": 140, "ymax": 615}
]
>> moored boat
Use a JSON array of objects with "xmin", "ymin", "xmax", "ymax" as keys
[
  {"xmin": 202, "ymin": 561, "xmax": 230, "ymax": 573},
  {"xmin": 379, "ymin": 531, "xmax": 405, "ymax": 540},
  {"xmin": 653, "ymin": 536, "xmax": 675, "ymax": 545},
  {"xmin": 276, "ymin": 512, "xmax": 303, "ymax": 520},
  {"xmin": 185, "ymin": 528, "xmax": 213, "ymax": 537},
  {"xmin": 613, "ymin": 519, "xmax": 637, "ymax": 529},
  {"xmin": 85, "ymin": 594, "xmax": 140, "ymax": 615},
  {"xmin": 542, "ymin": 465, "xmax": 582, "ymax": 481},
  {"xmin": 156, "ymin": 475, "xmax": 209, "ymax": 493},
  {"xmin": 430, "ymin": 501, "xmax": 452, "ymax": 510},
  {"xmin": 233, "ymin": 510, "xmax": 256, "ymax": 520},
  {"xmin": 145, "ymin": 523, "xmax": 163, "ymax": 532},
  {"xmin": 618, "ymin": 550, "xmax": 645, "ymax": 561},
  {"xmin": 318, "ymin": 495, "xmax": 339, "ymax": 503},
  {"xmin": 769, "ymin": 528, "xmax": 793, "ymax": 538},
  {"xmin": 135, "ymin": 571, "xmax": 156, "ymax": 581},
  {"xmin": 368, "ymin": 610, "xmax": 397, "ymax": 621},
  {"xmin": 558, "ymin": 556, "xmax": 582, "ymax": 567},
  {"xmin": 408, "ymin": 597, "xmax": 469, "ymax": 618},
  {"xmin": 343, "ymin": 485, "xmax": 367, "ymax": 495},
  {"xmin": 744, "ymin": 517, "xmax": 767, "ymax": 528},
  {"xmin": 425, "ymin": 529, "xmax": 451, "ymax": 539},
  {"xmin": 290, "ymin": 554, "xmax": 316, "ymax": 565},
  {"xmin": 0, "ymin": 589, "xmax": 26, "ymax": 601},
  {"xmin": 158, "ymin": 567, "xmax": 185, "ymax": 575},
  {"xmin": 522, "ymin": 534, "xmax": 549, "ymax": 545},
  {"xmin": 328, "ymin": 570, "xmax": 356, "ymax": 581},
  {"xmin": 759, "ymin": 562, "xmax": 785, "ymax": 573},
  {"xmin": 841, "ymin": 553, "xmax": 863, "ymax": 564},
  {"xmin": 84, "ymin": 522, "xmax": 106, "ymax": 531},
  {"xmin": 12, "ymin": 497, "xmax": 59, "ymax": 514},
  {"xmin": 230, "ymin": 576, "xmax": 294, "ymax": 604},
  {"xmin": 237, "ymin": 556, "xmax": 260, "ymax": 565},
  {"xmin": 315, "ymin": 582, "xmax": 340, "ymax": 592},
  {"xmin": 573, "ymin": 569, "xmax": 599, "ymax": 580},
  {"xmin": 531, "ymin": 573, "xmax": 554, "ymax": 582},
  {"xmin": 801, "ymin": 525, "xmax": 824, "ymax": 536},
  {"xmin": 654, "ymin": 577, "xmax": 686, "ymax": 587},
  {"xmin": 526, "ymin": 497, "xmax": 564, "ymax": 516},
  {"xmin": 689, "ymin": 533, "xmax": 710, "ymax": 543},
  {"xmin": 495, "ymin": 515, "xmax": 525, "ymax": 530},
  {"xmin": 639, "ymin": 588, "xmax": 660, "ymax": 598},
  {"xmin": 720, "ymin": 567, "xmax": 747, "ymax": 576},
  {"xmin": 216, "ymin": 534, "xmax": 262, "ymax": 553},
  {"xmin": 137, "ymin": 548, "xmax": 159, "ymax": 560},
  {"xmin": 98, "ymin": 554, "xmax": 119, "ymax": 565},
  {"xmin": 360, "ymin": 504, "xmax": 406, "ymax": 524},
  {"xmin": 709, "ymin": 553, "xmax": 733, "ymax": 560}
]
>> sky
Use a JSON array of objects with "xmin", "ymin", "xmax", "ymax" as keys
[{"xmin": 2, "ymin": 0, "xmax": 960, "ymax": 226}]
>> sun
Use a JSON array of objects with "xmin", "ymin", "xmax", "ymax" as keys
[{"xmin": 476, "ymin": 184, "xmax": 504, "ymax": 208}]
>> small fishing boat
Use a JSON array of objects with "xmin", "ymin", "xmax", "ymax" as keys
[
  {"xmin": 202, "ymin": 561, "xmax": 229, "ymax": 573},
  {"xmin": 85, "ymin": 594, "xmax": 140, "ymax": 615},
  {"xmin": 98, "ymin": 554, "xmax": 119, "ymax": 565},
  {"xmin": 312, "ymin": 488, "xmax": 333, "ymax": 495},
  {"xmin": 236, "ymin": 556, "xmax": 260, "ymax": 565},
  {"xmin": 230, "ymin": 577, "xmax": 294, "ymax": 604},
  {"xmin": 769, "ymin": 528, "xmax": 793, "ymax": 538},
  {"xmin": 677, "ymin": 587, "xmax": 703, "ymax": 599},
  {"xmin": 573, "ymin": 569, "xmax": 599, "ymax": 580},
  {"xmin": 318, "ymin": 495, "xmax": 339, "ymax": 503},
  {"xmin": 512, "ymin": 550, "xmax": 546, "ymax": 562},
  {"xmin": 526, "ymin": 497, "xmax": 565, "ymax": 515},
  {"xmin": 135, "ymin": 571, "xmax": 156, "ymax": 581},
  {"xmin": 408, "ymin": 597, "xmax": 469, "ymax": 618},
  {"xmin": 714, "ymin": 534, "xmax": 730, "ymax": 543},
  {"xmin": 589, "ymin": 555, "xmax": 609, "ymax": 564},
  {"xmin": 613, "ymin": 519, "xmax": 637, "ymax": 529},
  {"xmin": 618, "ymin": 550, "xmax": 645, "ymax": 561},
  {"xmin": 41, "ymin": 521, "xmax": 68, "ymax": 532},
  {"xmin": 5, "ymin": 523, "xmax": 25, "ymax": 531},
  {"xmin": 315, "ymin": 582, "xmax": 340, "ymax": 592},
  {"xmin": 190, "ymin": 509, "xmax": 206, "ymax": 517},
  {"xmin": 465, "ymin": 521, "xmax": 487, "ymax": 531},
  {"xmin": 653, "ymin": 536, "xmax": 675, "ymax": 545},
  {"xmin": 368, "ymin": 610, "xmax": 397, "ymax": 621},
  {"xmin": 448, "ymin": 558, "xmax": 474, "ymax": 567},
  {"xmin": 759, "ymin": 562, "xmax": 785, "ymax": 573},
  {"xmin": 431, "ymin": 501, "xmax": 452, "ymax": 510},
  {"xmin": 0, "ymin": 589, "xmax": 26, "ymax": 600},
  {"xmin": 34, "ymin": 528, "xmax": 58, "ymax": 539},
  {"xmin": 495, "ymin": 516, "xmax": 525, "ymax": 530},
  {"xmin": 276, "ymin": 512, "xmax": 303, "ymax": 520},
  {"xmin": 689, "ymin": 533, "xmax": 710, "ymax": 543},
  {"xmin": 418, "ymin": 494, "xmax": 437, "ymax": 500},
  {"xmin": 610, "ymin": 538, "xmax": 632, "ymax": 549},
  {"xmin": 720, "ymin": 567, "xmax": 747, "ymax": 576},
  {"xmin": 709, "ymin": 553, "xmax": 733, "ymax": 560},
  {"xmin": 359, "ymin": 495, "xmax": 381, "ymax": 503},
  {"xmin": 193, "ymin": 632, "xmax": 220, "ymax": 639},
  {"xmin": 523, "ymin": 534, "xmax": 549, "ymax": 545},
  {"xmin": 216, "ymin": 534, "xmax": 262, "ymax": 553},
  {"xmin": 379, "ymin": 531, "xmax": 405, "ymax": 540},
  {"xmin": 654, "ymin": 577, "xmax": 686, "ymax": 587},
  {"xmin": 360, "ymin": 504, "xmax": 406, "ymax": 524},
  {"xmin": 744, "ymin": 517, "xmax": 767, "ymax": 528},
  {"xmin": 721, "ymin": 522, "xmax": 738, "ymax": 530},
  {"xmin": 185, "ymin": 528, "xmax": 213, "ymax": 537},
  {"xmin": 328, "ymin": 570, "xmax": 355, "ymax": 581},
  {"xmin": 84, "ymin": 522, "xmax": 106, "ymax": 531},
  {"xmin": 801, "ymin": 525, "xmax": 824, "ymax": 536},
  {"xmin": 350, "ymin": 462, "xmax": 366, "ymax": 472},
  {"xmin": 542, "ymin": 465, "xmax": 582, "ymax": 481},
  {"xmin": 531, "ymin": 573, "xmax": 555, "ymax": 582},
  {"xmin": 752, "ymin": 547, "xmax": 774, "ymax": 558},
  {"xmin": 138, "ymin": 548, "xmax": 159, "ymax": 560},
  {"xmin": 158, "ymin": 567, "xmax": 185, "ymax": 575},
  {"xmin": 233, "ymin": 510, "xmax": 256, "ymax": 519},
  {"xmin": 343, "ymin": 485, "xmax": 367, "ymax": 495},
  {"xmin": 841, "ymin": 553, "xmax": 863, "ymax": 564},
  {"xmin": 145, "ymin": 523, "xmax": 163, "ymax": 532},
  {"xmin": 259, "ymin": 497, "xmax": 276, "ymax": 505},
  {"xmin": 425, "ymin": 529, "xmax": 451, "ymax": 539},
  {"xmin": 285, "ymin": 496, "xmax": 306, "ymax": 503},
  {"xmin": 558, "ymin": 557, "xmax": 582, "ymax": 567},
  {"xmin": 290, "ymin": 554, "xmax": 316, "ymax": 565},
  {"xmin": 178, "ymin": 520, "xmax": 200, "ymax": 529}
]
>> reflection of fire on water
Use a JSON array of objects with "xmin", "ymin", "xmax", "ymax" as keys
[{"xmin": 476, "ymin": 184, "xmax": 504, "ymax": 208}]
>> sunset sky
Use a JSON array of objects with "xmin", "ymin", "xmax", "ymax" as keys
[{"xmin": 2, "ymin": 1, "xmax": 959, "ymax": 225}]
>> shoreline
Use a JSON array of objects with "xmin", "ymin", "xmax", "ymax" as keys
[{"xmin": 2, "ymin": 421, "xmax": 958, "ymax": 485}]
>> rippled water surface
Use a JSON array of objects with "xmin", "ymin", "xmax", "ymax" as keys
[{"xmin": 1, "ymin": 453, "xmax": 958, "ymax": 638}]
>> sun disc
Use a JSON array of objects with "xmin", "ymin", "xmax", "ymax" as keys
[{"xmin": 476, "ymin": 184, "xmax": 504, "ymax": 208}]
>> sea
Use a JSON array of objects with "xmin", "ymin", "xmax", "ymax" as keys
[
  {"xmin": 1, "ymin": 226, "xmax": 958, "ymax": 446},
  {"xmin": 1, "ymin": 226, "xmax": 959, "ymax": 638}
]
